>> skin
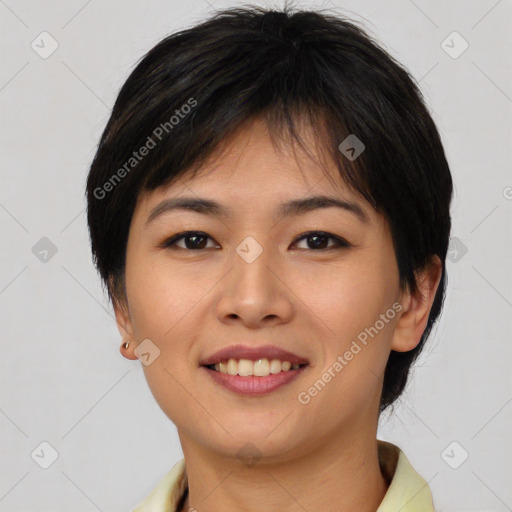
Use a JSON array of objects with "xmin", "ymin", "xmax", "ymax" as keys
[{"xmin": 114, "ymin": 116, "xmax": 442, "ymax": 512}]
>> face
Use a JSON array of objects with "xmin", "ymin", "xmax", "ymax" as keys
[{"xmin": 115, "ymin": 117, "xmax": 414, "ymax": 462}]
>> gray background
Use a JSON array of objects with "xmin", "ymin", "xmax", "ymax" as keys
[{"xmin": 1, "ymin": 0, "xmax": 511, "ymax": 511}]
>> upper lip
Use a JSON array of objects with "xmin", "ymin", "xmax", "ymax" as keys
[{"xmin": 200, "ymin": 344, "xmax": 309, "ymax": 366}]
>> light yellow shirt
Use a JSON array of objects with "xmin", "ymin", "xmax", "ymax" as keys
[{"xmin": 132, "ymin": 440, "xmax": 434, "ymax": 511}]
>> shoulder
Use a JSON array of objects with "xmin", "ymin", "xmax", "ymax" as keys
[
  {"xmin": 131, "ymin": 459, "xmax": 187, "ymax": 512},
  {"xmin": 377, "ymin": 440, "xmax": 435, "ymax": 511}
]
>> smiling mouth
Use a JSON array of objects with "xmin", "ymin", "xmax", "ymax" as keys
[{"xmin": 203, "ymin": 358, "xmax": 308, "ymax": 377}]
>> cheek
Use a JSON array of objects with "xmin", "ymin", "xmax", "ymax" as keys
[
  {"xmin": 301, "ymin": 250, "xmax": 399, "ymax": 405},
  {"xmin": 303, "ymin": 257, "xmax": 395, "ymax": 335},
  {"xmin": 126, "ymin": 258, "xmax": 207, "ymax": 424},
  {"xmin": 125, "ymin": 253, "xmax": 207, "ymax": 341}
]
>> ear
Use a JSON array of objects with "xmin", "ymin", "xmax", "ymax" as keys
[
  {"xmin": 110, "ymin": 276, "xmax": 138, "ymax": 361},
  {"xmin": 391, "ymin": 255, "xmax": 443, "ymax": 353}
]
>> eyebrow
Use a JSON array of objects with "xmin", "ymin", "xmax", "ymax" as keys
[{"xmin": 145, "ymin": 194, "xmax": 370, "ymax": 226}]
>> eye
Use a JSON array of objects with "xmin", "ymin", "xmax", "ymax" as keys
[
  {"xmin": 160, "ymin": 231, "xmax": 219, "ymax": 250},
  {"xmin": 160, "ymin": 230, "xmax": 350, "ymax": 252},
  {"xmin": 291, "ymin": 231, "xmax": 350, "ymax": 251}
]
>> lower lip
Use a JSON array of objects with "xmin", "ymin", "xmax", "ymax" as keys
[{"xmin": 201, "ymin": 366, "xmax": 307, "ymax": 395}]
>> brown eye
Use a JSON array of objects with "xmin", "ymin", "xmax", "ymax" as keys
[
  {"xmin": 292, "ymin": 231, "xmax": 350, "ymax": 250},
  {"xmin": 161, "ymin": 231, "xmax": 219, "ymax": 250},
  {"xmin": 160, "ymin": 230, "xmax": 350, "ymax": 252}
]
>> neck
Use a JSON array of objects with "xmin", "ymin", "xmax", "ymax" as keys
[{"xmin": 178, "ymin": 424, "xmax": 388, "ymax": 512}]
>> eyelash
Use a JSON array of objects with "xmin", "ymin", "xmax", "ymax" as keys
[{"xmin": 159, "ymin": 230, "xmax": 351, "ymax": 252}]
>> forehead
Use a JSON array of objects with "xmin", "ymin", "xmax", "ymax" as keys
[{"xmin": 131, "ymin": 116, "xmax": 378, "ymax": 229}]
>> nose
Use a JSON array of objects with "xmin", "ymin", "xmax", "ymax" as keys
[{"xmin": 215, "ymin": 242, "xmax": 294, "ymax": 329}]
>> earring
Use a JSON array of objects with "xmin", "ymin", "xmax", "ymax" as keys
[{"xmin": 123, "ymin": 340, "xmax": 131, "ymax": 350}]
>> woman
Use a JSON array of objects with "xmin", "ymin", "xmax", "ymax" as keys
[{"xmin": 86, "ymin": 5, "xmax": 453, "ymax": 511}]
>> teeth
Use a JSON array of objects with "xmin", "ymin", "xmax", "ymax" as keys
[
  {"xmin": 227, "ymin": 359, "xmax": 238, "ymax": 376},
  {"xmin": 238, "ymin": 359, "xmax": 253, "ymax": 376},
  {"xmin": 253, "ymin": 358, "xmax": 269, "ymax": 376},
  {"xmin": 213, "ymin": 358, "xmax": 302, "ymax": 377},
  {"xmin": 270, "ymin": 359, "xmax": 282, "ymax": 374}
]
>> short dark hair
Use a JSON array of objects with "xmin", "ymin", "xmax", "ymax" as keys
[{"xmin": 86, "ymin": 4, "xmax": 453, "ymax": 414}]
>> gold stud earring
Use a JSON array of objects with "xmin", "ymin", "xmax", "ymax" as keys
[{"xmin": 123, "ymin": 340, "xmax": 131, "ymax": 350}]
